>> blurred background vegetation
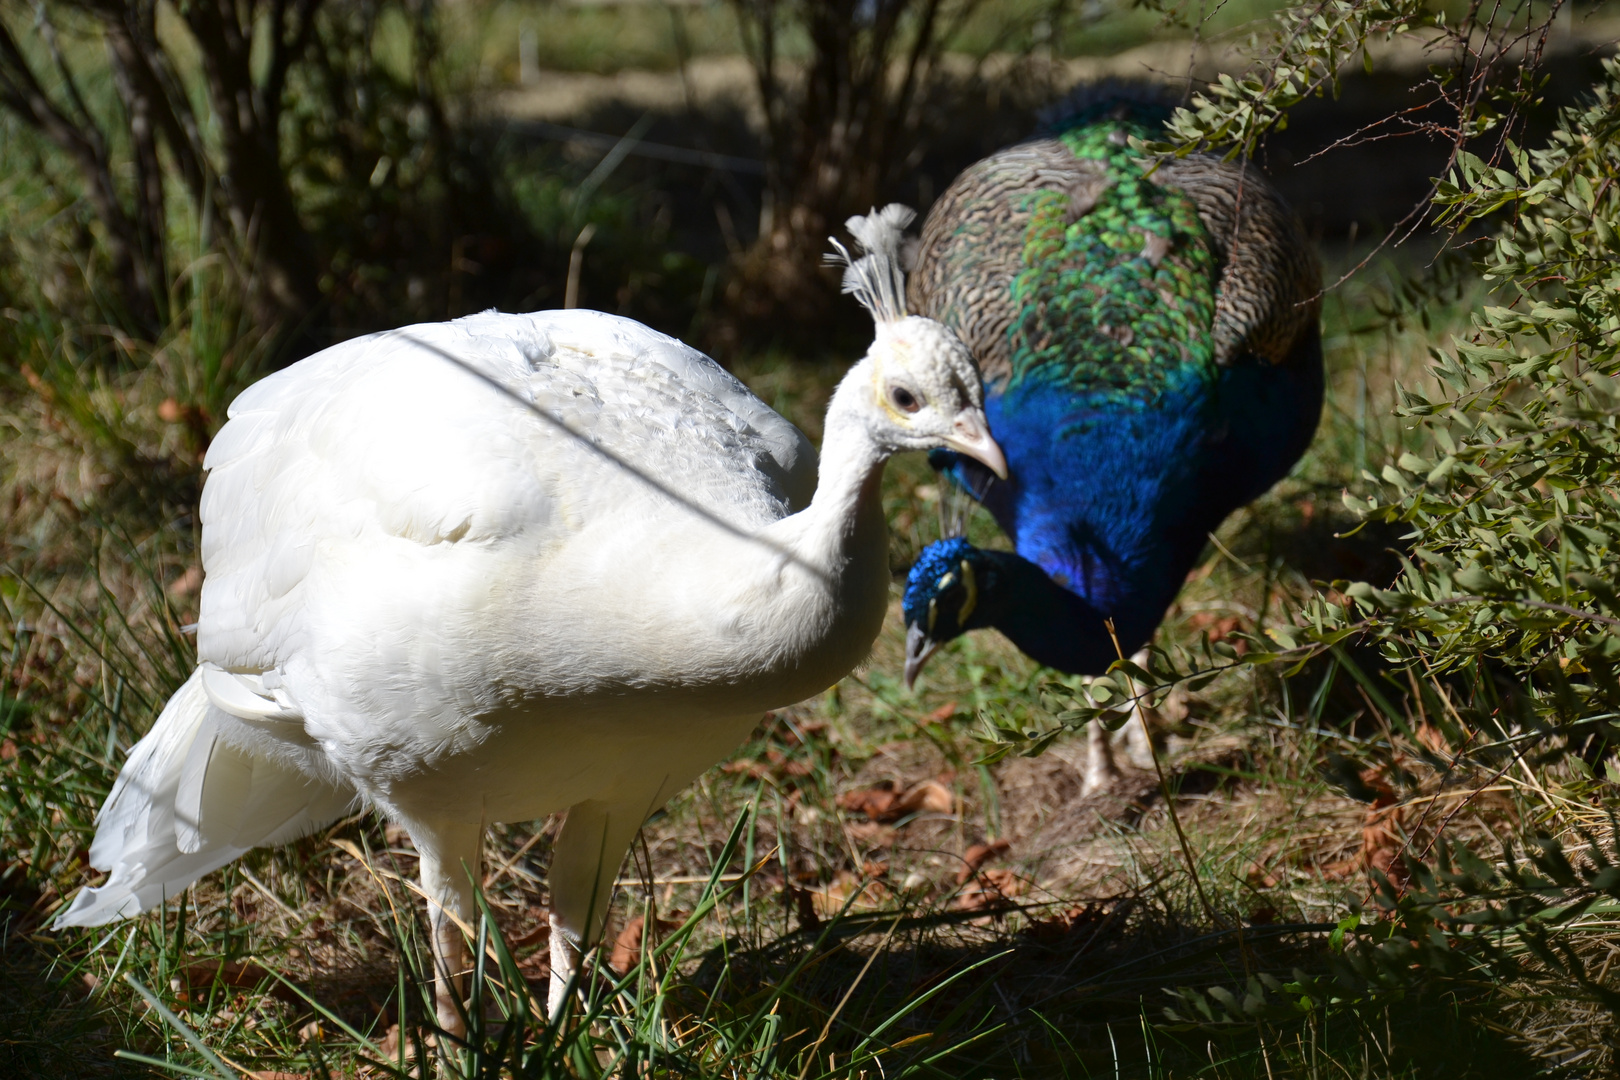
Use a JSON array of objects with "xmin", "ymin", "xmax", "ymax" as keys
[{"xmin": 1, "ymin": 0, "xmax": 1619, "ymax": 1077}]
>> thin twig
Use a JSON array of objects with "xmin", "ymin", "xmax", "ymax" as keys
[{"xmin": 1104, "ymin": 619, "xmax": 1222, "ymax": 933}]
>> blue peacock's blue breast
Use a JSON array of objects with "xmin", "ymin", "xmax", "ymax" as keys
[{"xmin": 985, "ymin": 371, "xmax": 1212, "ymax": 634}]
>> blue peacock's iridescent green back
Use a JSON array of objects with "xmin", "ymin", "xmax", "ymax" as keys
[{"xmin": 1006, "ymin": 122, "xmax": 1218, "ymax": 403}]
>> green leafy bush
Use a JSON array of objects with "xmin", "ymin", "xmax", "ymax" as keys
[{"xmin": 1252, "ymin": 58, "xmax": 1620, "ymax": 759}]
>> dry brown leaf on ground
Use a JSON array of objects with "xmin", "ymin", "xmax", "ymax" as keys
[
  {"xmin": 956, "ymin": 838, "xmax": 1011, "ymax": 884},
  {"xmin": 1357, "ymin": 766, "xmax": 1410, "ymax": 884},
  {"xmin": 897, "ymin": 779, "xmax": 954, "ymax": 817},
  {"xmin": 837, "ymin": 781, "xmax": 902, "ymax": 820},
  {"xmin": 809, "ymin": 871, "xmax": 891, "ymax": 918},
  {"xmin": 954, "ymin": 868, "xmax": 1027, "ymax": 915},
  {"xmin": 370, "ymin": 1023, "xmax": 417, "ymax": 1071},
  {"xmin": 846, "ymin": 820, "xmax": 898, "ymax": 846},
  {"xmin": 505, "ymin": 908, "xmax": 551, "ymax": 949},
  {"xmin": 609, "ymin": 918, "xmax": 646, "ymax": 975},
  {"xmin": 516, "ymin": 948, "xmax": 551, "ymax": 981},
  {"xmin": 1359, "ymin": 764, "xmax": 1397, "ymax": 804},
  {"xmin": 838, "ymin": 778, "xmax": 955, "ymax": 823},
  {"xmin": 1024, "ymin": 902, "xmax": 1107, "ymax": 944},
  {"xmin": 1320, "ymin": 766, "xmax": 1410, "ymax": 883},
  {"xmin": 924, "ymin": 702, "xmax": 959, "ymax": 724},
  {"xmin": 1185, "ymin": 611, "xmax": 1247, "ymax": 653},
  {"xmin": 1361, "ymin": 805, "xmax": 1409, "ymax": 885},
  {"xmin": 609, "ymin": 913, "xmax": 686, "ymax": 974}
]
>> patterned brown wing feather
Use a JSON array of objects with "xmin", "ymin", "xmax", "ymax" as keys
[
  {"xmin": 907, "ymin": 139, "xmax": 1318, "ymax": 380},
  {"xmin": 905, "ymin": 141, "xmax": 1110, "ymax": 384},
  {"xmin": 1155, "ymin": 155, "xmax": 1321, "ymax": 367}
]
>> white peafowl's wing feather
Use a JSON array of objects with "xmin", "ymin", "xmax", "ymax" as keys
[{"xmin": 198, "ymin": 310, "xmax": 814, "ymax": 679}]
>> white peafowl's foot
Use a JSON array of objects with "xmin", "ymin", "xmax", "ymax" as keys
[{"xmin": 431, "ymin": 941, "xmax": 468, "ymax": 1041}]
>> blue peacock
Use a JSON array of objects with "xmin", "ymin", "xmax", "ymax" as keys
[{"xmin": 901, "ymin": 91, "xmax": 1323, "ymax": 702}]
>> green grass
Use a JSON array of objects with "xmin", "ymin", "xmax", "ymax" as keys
[{"xmin": 447, "ymin": 1, "xmax": 747, "ymax": 80}]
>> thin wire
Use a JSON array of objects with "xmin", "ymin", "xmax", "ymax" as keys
[{"xmin": 401, "ymin": 331, "xmax": 830, "ymax": 583}]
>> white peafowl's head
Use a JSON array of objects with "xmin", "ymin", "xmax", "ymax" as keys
[{"xmin": 827, "ymin": 205, "xmax": 1008, "ymax": 479}]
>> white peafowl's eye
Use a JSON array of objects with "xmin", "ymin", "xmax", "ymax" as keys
[{"xmin": 888, "ymin": 383, "xmax": 923, "ymax": 413}]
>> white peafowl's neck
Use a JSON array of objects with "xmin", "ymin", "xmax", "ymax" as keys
[
  {"xmin": 778, "ymin": 362, "xmax": 891, "ymax": 575},
  {"xmin": 723, "ymin": 359, "xmax": 892, "ymax": 703}
]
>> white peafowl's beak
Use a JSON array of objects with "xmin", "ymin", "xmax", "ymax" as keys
[
  {"xmin": 944, "ymin": 407, "xmax": 1008, "ymax": 480},
  {"xmin": 904, "ymin": 623, "xmax": 940, "ymax": 690}
]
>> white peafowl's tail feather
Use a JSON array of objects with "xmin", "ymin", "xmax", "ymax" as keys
[{"xmin": 54, "ymin": 669, "xmax": 357, "ymax": 928}]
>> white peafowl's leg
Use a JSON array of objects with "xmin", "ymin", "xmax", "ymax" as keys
[
  {"xmin": 546, "ymin": 799, "xmax": 646, "ymax": 1019},
  {"xmin": 414, "ymin": 819, "xmax": 485, "ymax": 1040}
]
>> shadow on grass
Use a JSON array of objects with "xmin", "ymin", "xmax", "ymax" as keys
[
  {"xmin": 0, "ymin": 939, "xmax": 148, "ymax": 1079},
  {"xmin": 684, "ymin": 901, "xmax": 1553, "ymax": 1080}
]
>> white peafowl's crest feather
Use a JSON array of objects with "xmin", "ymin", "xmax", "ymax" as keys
[{"xmin": 825, "ymin": 204, "xmax": 917, "ymax": 324}]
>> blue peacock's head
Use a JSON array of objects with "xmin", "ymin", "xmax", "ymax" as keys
[{"xmin": 902, "ymin": 537, "xmax": 999, "ymax": 689}]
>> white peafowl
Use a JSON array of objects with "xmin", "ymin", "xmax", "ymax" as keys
[{"xmin": 53, "ymin": 205, "xmax": 1006, "ymax": 1037}]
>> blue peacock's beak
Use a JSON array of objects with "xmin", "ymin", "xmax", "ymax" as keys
[
  {"xmin": 904, "ymin": 623, "xmax": 940, "ymax": 690},
  {"xmin": 944, "ymin": 407, "xmax": 1007, "ymax": 480}
]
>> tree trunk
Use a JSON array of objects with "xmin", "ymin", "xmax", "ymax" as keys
[
  {"xmin": 181, "ymin": 0, "xmax": 324, "ymax": 325},
  {"xmin": 723, "ymin": 0, "xmax": 958, "ymax": 341}
]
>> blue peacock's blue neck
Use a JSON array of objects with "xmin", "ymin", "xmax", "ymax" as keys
[{"xmin": 968, "ymin": 374, "xmax": 1219, "ymax": 672}]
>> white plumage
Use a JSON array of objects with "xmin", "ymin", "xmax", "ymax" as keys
[{"xmin": 56, "ymin": 227, "xmax": 1006, "ymax": 1037}]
